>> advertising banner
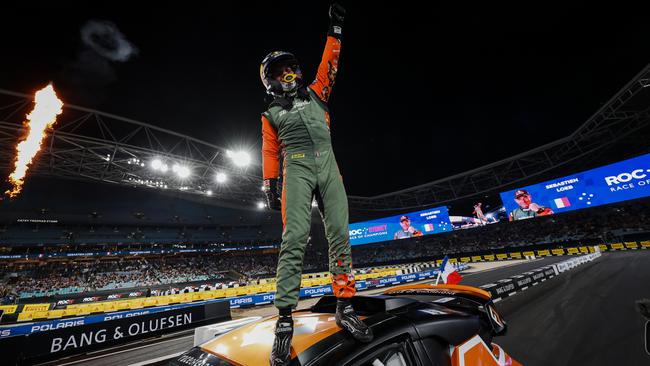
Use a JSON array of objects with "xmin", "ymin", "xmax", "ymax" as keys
[{"xmin": 0, "ymin": 301, "xmax": 230, "ymax": 365}]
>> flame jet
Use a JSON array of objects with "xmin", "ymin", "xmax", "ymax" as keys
[{"xmin": 5, "ymin": 84, "xmax": 64, "ymax": 198}]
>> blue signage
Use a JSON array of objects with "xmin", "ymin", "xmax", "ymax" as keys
[
  {"xmin": 348, "ymin": 206, "xmax": 452, "ymax": 245},
  {"xmin": 500, "ymin": 153, "xmax": 650, "ymax": 221}
]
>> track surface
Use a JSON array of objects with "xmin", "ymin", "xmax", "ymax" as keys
[
  {"xmin": 42, "ymin": 254, "xmax": 650, "ymax": 365},
  {"xmin": 496, "ymin": 251, "xmax": 650, "ymax": 366}
]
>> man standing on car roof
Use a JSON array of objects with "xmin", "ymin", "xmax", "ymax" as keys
[{"xmin": 259, "ymin": 3, "xmax": 373, "ymax": 365}]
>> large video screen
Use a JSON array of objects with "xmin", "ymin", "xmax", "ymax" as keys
[
  {"xmin": 348, "ymin": 206, "xmax": 452, "ymax": 246},
  {"xmin": 448, "ymin": 195, "xmax": 506, "ymax": 230},
  {"xmin": 501, "ymin": 153, "xmax": 650, "ymax": 221}
]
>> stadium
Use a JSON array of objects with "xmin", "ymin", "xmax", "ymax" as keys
[{"xmin": 1, "ymin": 2, "xmax": 650, "ymax": 366}]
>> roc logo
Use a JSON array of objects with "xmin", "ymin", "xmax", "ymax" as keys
[
  {"xmin": 349, "ymin": 228, "xmax": 365, "ymax": 236},
  {"xmin": 604, "ymin": 169, "xmax": 649, "ymax": 185}
]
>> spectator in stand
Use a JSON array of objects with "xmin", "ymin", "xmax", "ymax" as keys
[{"xmin": 2, "ymin": 198, "xmax": 649, "ymax": 299}]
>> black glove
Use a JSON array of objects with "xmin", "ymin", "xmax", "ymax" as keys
[
  {"xmin": 263, "ymin": 178, "xmax": 282, "ymax": 211},
  {"xmin": 328, "ymin": 3, "xmax": 345, "ymax": 38}
]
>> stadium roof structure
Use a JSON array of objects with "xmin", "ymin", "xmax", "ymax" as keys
[
  {"xmin": 1, "ymin": 62, "xmax": 650, "ymax": 212},
  {"xmin": 349, "ymin": 63, "xmax": 650, "ymax": 213},
  {"xmin": 0, "ymin": 89, "xmax": 264, "ymax": 207}
]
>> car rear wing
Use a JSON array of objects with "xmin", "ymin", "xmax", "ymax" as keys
[
  {"xmin": 384, "ymin": 284, "xmax": 492, "ymax": 302},
  {"xmin": 383, "ymin": 284, "xmax": 507, "ymax": 336}
]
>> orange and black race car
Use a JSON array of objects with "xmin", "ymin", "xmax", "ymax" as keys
[{"xmin": 170, "ymin": 284, "xmax": 522, "ymax": 366}]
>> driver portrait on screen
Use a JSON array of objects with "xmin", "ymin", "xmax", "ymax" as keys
[
  {"xmin": 509, "ymin": 189, "xmax": 554, "ymax": 221},
  {"xmin": 394, "ymin": 215, "xmax": 423, "ymax": 239}
]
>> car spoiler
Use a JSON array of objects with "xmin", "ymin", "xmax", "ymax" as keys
[
  {"xmin": 383, "ymin": 284, "xmax": 506, "ymax": 336},
  {"xmin": 383, "ymin": 284, "xmax": 492, "ymax": 302}
]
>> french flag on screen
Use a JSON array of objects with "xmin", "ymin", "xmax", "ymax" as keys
[
  {"xmin": 554, "ymin": 197, "xmax": 571, "ymax": 209},
  {"xmin": 440, "ymin": 255, "xmax": 462, "ymax": 285},
  {"xmin": 424, "ymin": 223, "xmax": 434, "ymax": 232}
]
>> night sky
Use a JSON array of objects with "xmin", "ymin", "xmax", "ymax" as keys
[{"xmin": 2, "ymin": 1, "xmax": 649, "ymax": 197}]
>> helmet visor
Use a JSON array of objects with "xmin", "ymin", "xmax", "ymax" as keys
[{"xmin": 269, "ymin": 58, "xmax": 300, "ymax": 78}]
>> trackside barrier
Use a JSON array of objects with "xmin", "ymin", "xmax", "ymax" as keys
[
  {"xmin": 0, "ymin": 264, "xmax": 468, "ymax": 339},
  {"xmin": 0, "ymin": 300, "xmax": 230, "ymax": 365},
  {"xmin": 480, "ymin": 252, "xmax": 601, "ymax": 301}
]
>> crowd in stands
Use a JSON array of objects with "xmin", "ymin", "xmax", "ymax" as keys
[{"xmin": 1, "ymin": 198, "xmax": 649, "ymax": 301}]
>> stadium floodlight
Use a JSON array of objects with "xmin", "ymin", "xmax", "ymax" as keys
[
  {"xmin": 160, "ymin": 163, "xmax": 169, "ymax": 173},
  {"xmin": 177, "ymin": 166, "xmax": 190, "ymax": 178},
  {"xmin": 206, "ymin": 190, "xmax": 213, "ymax": 196},
  {"xmin": 173, "ymin": 164, "xmax": 191, "ymax": 179},
  {"xmin": 226, "ymin": 150, "xmax": 251, "ymax": 167},
  {"xmin": 257, "ymin": 201, "xmax": 266, "ymax": 209},
  {"xmin": 151, "ymin": 159, "xmax": 162, "ymax": 170},
  {"xmin": 215, "ymin": 172, "xmax": 227, "ymax": 183}
]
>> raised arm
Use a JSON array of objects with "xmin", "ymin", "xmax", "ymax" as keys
[{"xmin": 309, "ymin": 3, "xmax": 345, "ymax": 103}]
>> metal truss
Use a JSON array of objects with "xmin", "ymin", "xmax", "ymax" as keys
[
  {"xmin": 0, "ymin": 89, "xmax": 264, "ymax": 206},
  {"xmin": 349, "ymin": 62, "xmax": 650, "ymax": 212},
  {"xmin": 2, "ymin": 62, "xmax": 650, "ymax": 212}
]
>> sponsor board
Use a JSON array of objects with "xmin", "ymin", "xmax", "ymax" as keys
[
  {"xmin": 0, "ymin": 301, "xmax": 230, "ymax": 364},
  {"xmin": 1, "ymin": 302, "xmax": 216, "ymax": 337},
  {"xmin": 625, "ymin": 242, "xmax": 638, "ymax": 249},
  {"xmin": 23, "ymin": 304, "xmax": 50, "ymax": 313},
  {"xmin": 0, "ymin": 305, "xmax": 18, "ymax": 315},
  {"xmin": 610, "ymin": 243, "xmax": 625, "ymax": 250}
]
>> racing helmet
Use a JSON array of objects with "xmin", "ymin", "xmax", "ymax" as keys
[{"xmin": 260, "ymin": 51, "xmax": 303, "ymax": 97}]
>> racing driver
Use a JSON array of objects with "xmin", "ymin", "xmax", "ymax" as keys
[{"xmin": 259, "ymin": 3, "xmax": 373, "ymax": 365}]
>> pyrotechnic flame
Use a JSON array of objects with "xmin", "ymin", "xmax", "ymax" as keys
[{"xmin": 5, "ymin": 84, "xmax": 64, "ymax": 198}]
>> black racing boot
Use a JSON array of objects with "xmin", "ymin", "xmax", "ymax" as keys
[
  {"xmin": 335, "ymin": 299, "xmax": 373, "ymax": 342},
  {"xmin": 270, "ymin": 315, "xmax": 294, "ymax": 366}
]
